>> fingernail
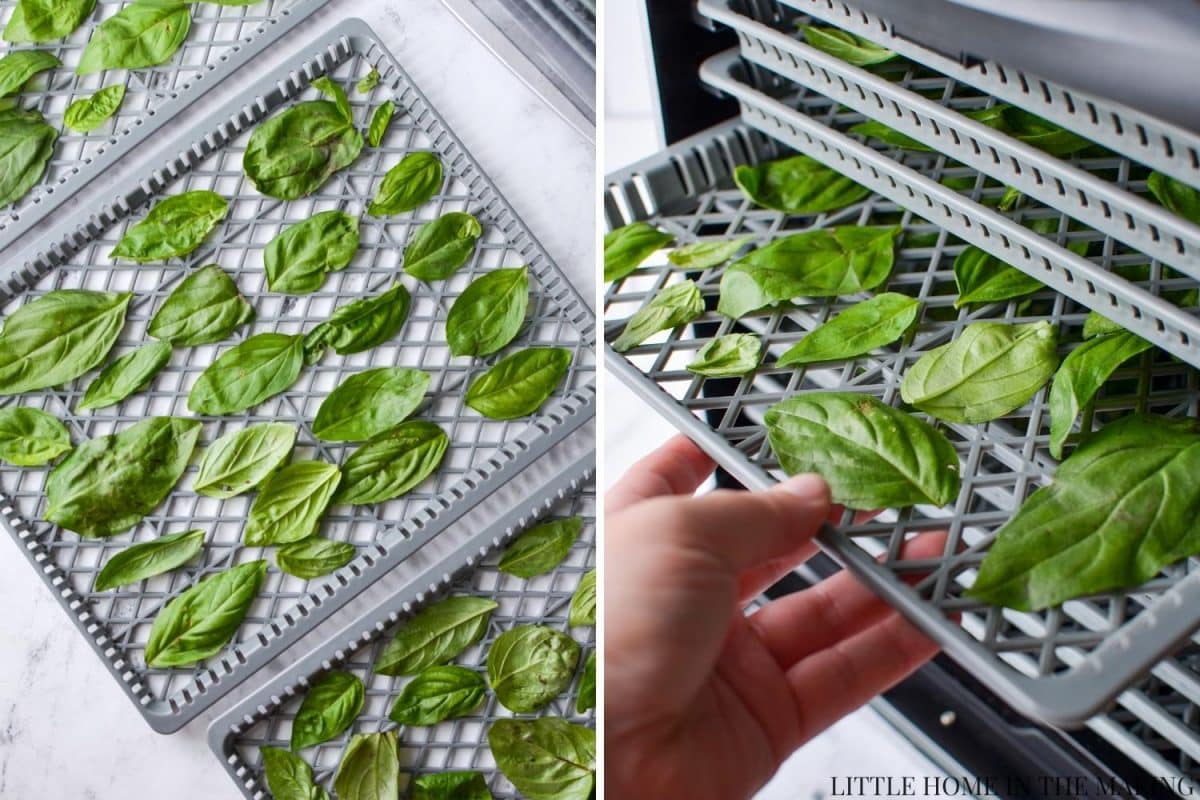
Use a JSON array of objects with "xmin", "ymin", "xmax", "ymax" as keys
[{"xmin": 774, "ymin": 473, "xmax": 830, "ymax": 502}]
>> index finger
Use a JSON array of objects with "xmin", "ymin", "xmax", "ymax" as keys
[{"xmin": 606, "ymin": 434, "xmax": 716, "ymax": 513}]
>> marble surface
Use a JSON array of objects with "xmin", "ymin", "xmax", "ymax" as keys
[{"xmin": 0, "ymin": 0, "xmax": 594, "ymax": 797}]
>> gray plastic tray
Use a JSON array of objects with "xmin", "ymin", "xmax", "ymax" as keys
[
  {"xmin": 208, "ymin": 457, "xmax": 595, "ymax": 799},
  {"xmin": 0, "ymin": 17, "xmax": 595, "ymax": 733},
  {"xmin": 0, "ymin": 0, "xmax": 330, "ymax": 258}
]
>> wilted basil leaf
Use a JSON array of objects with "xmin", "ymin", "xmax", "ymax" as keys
[
  {"xmin": 498, "ymin": 517, "xmax": 582, "ymax": 578},
  {"xmin": 568, "ymin": 569, "xmax": 595, "ymax": 627},
  {"xmin": 276, "ymin": 537, "xmax": 356, "ymax": 580},
  {"xmin": 291, "ymin": 671, "xmax": 365, "ymax": 751},
  {"xmin": 148, "ymin": 264, "xmax": 254, "ymax": 346},
  {"xmin": 465, "ymin": 347, "xmax": 571, "ymax": 419},
  {"xmin": 487, "ymin": 624, "xmax": 579, "ymax": 713},
  {"xmin": 404, "ymin": 212, "xmax": 482, "ymax": 281},
  {"xmin": 262, "ymin": 746, "xmax": 324, "ymax": 800},
  {"xmin": 612, "ymin": 280, "xmax": 704, "ymax": 353},
  {"xmin": 244, "ymin": 100, "xmax": 363, "ymax": 200},
  {"xmin": 334, "ymin": 731, "xmax": 399, "ymax": 800},
  {"xmin": 303, "ymin": 282, "xmax": 410, "ymax": 358},
  {"xmin": 63, "ymin": 84, "xmax": 125, "ymax": 132},
  {"xmin": 446, "ymin": 267, "xmax": 529, "ymax": 358},
  {"xmin": 0, "ymin": 50, "xmax": 60, "ymax": 97},
  {"xmin": 111, "ymin": 190, "xmax": 228, "ymax": 262},
  {"xmin": 192, "ymin": 422, "xmax": 296, "ymax": 498},
  {"xmin": 604, "ymin": 222, "xmax": 673, "ymax": 283},
  {"xmin": 367, "ymin": 100, "xmax": 395, "ymax": 148},
  {"xmin": 333, "ymin": 420, "xmax": 448, "ymax": 505},
  {"xmin": 0, "ymin": 108, "xmax": 58, "ymax": 208},
  {"xmin": 4, "ymin": 0, "xmax": 95, "ymax": 43},
  {"xmin": 369, "ymin": 152, "xmax": 443, "ymax": 216},
  {"xmin": 188, "ymin": 333, "xmax": 305, "ymax": 415},
  {"xmin": 388, "ymin": 665, "xmax": 486, "ymax": 726},
  {"xmin": 313, "ymin": 367, "xmax": 430, "ymax": 442},
  {"xmin": 357, "ymin": 68, "xmax": 380, "ymax": 94},
  {"xmin": 576, "ymin": 651, "xmax": 595, "ymax": 713},
  {"xmin": 0, "ymin": 406, "xmax": 70, "ymax": 465},
  {"xmin": 776, "ymin": 293, "xmax": 919, "ymax": 367},
  {"xmin": 375, "ymin": 595, "xmax": 497, "ymax": 676},
  {"xmin": 265, "ymin": 211, "xmax": 360, "ymax": 294},
  {"xmin": 94, "ymin": 528, "xmax": 204, "ymax": 591},
  {"xmin": 412, "ymin": 772, "xmax": 492, "ymax": 800},
  {"xmin": 77, "ymin": 2, "xmax": 192, "ymax": 75},
  {"xmin": 686, "ymin": 333, "xmax": 762, "ymax": 377},
  {"xmin": 487, "ymin": 718, "xmax": 595, "ymax": 800},
  {"xmin": 77, "ymin": 340, "xmax": 171, "ymax": 412},
  {"xmin": 801, "ymin": 25, "xmax": 895, "ymax": 66},
  {"xmin": 244, "ymin": 460, "xmax": 341, "ymax": 546},
  {"xmin": 734, "ymin": 155, "xmax": 870, "ymax": 215},
  {"xmin": 667, "ymin": 236, "xmax": 753, "ymax": 271}
]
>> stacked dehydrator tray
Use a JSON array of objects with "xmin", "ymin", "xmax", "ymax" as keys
[
  {"xmin": 0, "ymin": 1, "xmax": 596, "ymax": 795},
  {"xmin": 605, "ymin": 1, "xmax": 1200, "ymax": 796}
]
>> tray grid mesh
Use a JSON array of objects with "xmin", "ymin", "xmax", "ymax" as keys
[{"xmin": 512, "ymin": 0, "xmax": 595, "ymax": 67}]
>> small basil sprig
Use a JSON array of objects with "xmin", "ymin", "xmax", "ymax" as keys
[
  {"xmin": 192, "ymin": 422, "xmax": 296, "ymax": 498},
  {"xmin": 78, "ymin": 340, "xmax": 172, "ymax": 412},
  {"xmin": 487, "ymin": 624, "xmax": 580, "ymax": 713},
  {"xmin": 369, "ymin": 152, "xmax": 443, "ymax": 215},
  {"xmin": 375, "ymin": 596, "xmax": 497, "ymax": 676},
  {"xmin": 388, "ymin": 665, "xmax": 486, "ymax": 726},
  {"xmin": 94, "ymin": 529, "xmax": 205, "ymax": 592},
  {"xmin": 0, "ymin": 407, "xmax": 71, "ymax": 466},
  {"xmin": 404, "ymin": 212, "xmax": 482, "ymax": 281},
  {"xmin": 112, "ymin": 190, "xmax": 229, "ymax": 262},
  {"xmin": 333, "ymin": 420, "xmax": 448, "ymax": 505},
  {"xmin": 265, "ymin": 211, "xmax": 360, "ymax": 294},
  {"xmin": 291, "ymin": 671, "xmax": 365, "ymax": 751},
  {"xmin": 244, "ymin": 461, "xmax": 341, "ymax": 546},
  {"xmin": 498, "ymin": 517, "xmax": 583, "ymax": 578},
  {"xmin": 445, "ymin": 266, "xmax": 529, "ymax": 357},
  {"xmin": 465, "ymin": 347, "xmax": 571, "ymax": 419}
]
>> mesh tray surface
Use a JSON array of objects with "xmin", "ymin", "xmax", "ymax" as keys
[{"xmin": 0, "ymin": 18, "xmax": 595, "ymax": 733}]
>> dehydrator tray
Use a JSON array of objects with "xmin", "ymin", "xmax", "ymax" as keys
[
  {"xmin": 603, "ymin": 120, "xmax": 1200, "ymax": 727},
  {"xmin": 0, "ymin": 17, "xmax": 596, "ymax": 733},
  {"xmin": 0, "ymin": 0, "xmax": 331, "ymax": 258},
  {"xmin": 209, "ymin": 456, "xmax": 595, "ymax": 800}
]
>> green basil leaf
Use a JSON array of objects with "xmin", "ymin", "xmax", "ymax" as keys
[
  {"xmin": 357, "ymin": 68, "xmax": 379, "ymax": 94},
  {"xmin": 77, "ymin": 340, "xmax": 171, "ymax": 412},
  {"xmin": 192, "ymin": 422, "xmax": 296, "ymax": 498},
  {"xmin": 413, "ymin": 772, "xmax": 492, "ymax": 800},
  {"xmin": 63, "ymin": 83, "xmax": 125, "ymax": 132},
  {"xmin": 765, "ymin": 392, "xmax": 960, "ymax": 509},
  {"xmin": 604, "ymin": 222, "xmax": 674, "ymax": 282},
  {"xmin": 848, "ymin": 119, "xmax": 931, "ymax": 152},
  {"xmin": 801, "ymin": 25, "xmax": 896, "ymax": 66},
  {"xmin": 244, "ymin": 460, "xmax": 341, "ymax": 546},
  {"xmin": 144, "ymin": 559, "xmax": 267, "ymax": 668},
  {"xmin": 568, "ymin": 569, "xmax": 596, "ymax": 628},
  {"xmin": 4, "ymin": 0, "xmax": 95, "ymax": 43},
  {"xmin": 0, "ymin": 289, "xmax": 130, "ymax": 395},
  {"xmin": 312, "ymin": 76, "xmax": 352, "ymax": 123},
  {"xmin": 375, "ymin": 595, "xmax": 497, "ymax": 676},
  {"xmin": 734, "ymin": 155, "xmax": 870, "ymax": 215},
  {"xmin": 0, "ymin": 406, "xmax": 70, "ymax": 465},
  {"xmin": 718, "ymin": 226, "xmax": 899, "ymax": 319},
  {"xmin": 0, "ymin": 50, "xmax": 60, "ymax": 97},
  {"xmin": 776, "ymin": 293, "xmax": 920, "ymax": 367},
  {"xmin": 262, "ymin": 746, "xmax": 323, "ymax": 800},
  {"xmin": 333, "ymin": 420, "xmax": 448, "ymax": 505},
  {"xmin": 290, "ymin": 671, "xmax": 365, "ymax": 751},
  {"xmin": 368, "ymin": 152, "xmax": 443, "ymax": 216},
  {"xmin": 900, "ymin": 321, "xmax": 1058, "ymax": 424},
  {"xmin": 77, "ymin": 2, "xmax": 191, "ymax": 75},
  {"xmin": 464, "ymin": 347, "xmax": 571, "ymax": 419},
  {"xmin": 303, "ymin": 282, "xmax": 410, "ymax": 358},
  {"xmin": 93, "ymin": 528, "xmax": 204, "ymax": 591},
  {"xmin": 686, "ymin": 333, "xmax": 762, "ymax": 377},
  {"xmin": 367, "ymin": 100, "xmax": 395, "ymax": 148},
  {"xmin": 446, "ymin": 266, "xmax": 529, "ymax": 358},
  {"xmin": 313, "ymin": 367, "xmax": 430, "ymax": 442},
  {"xmin": 244, "ymin": 101, "xmax": 363, "ymax": 200},
  {"xmin": 276, "ymin": 537, "xmax": 356, "ymax": 580},
  {"xmin": 969, "ymin": 415, "xmax": 1200, "ymax": 610},
  {"xmin": 1047, "ymin": 331, "xmax": 1151, "ymax": 459},
  {"xmin": 388, "ymin": 665, "xmax": 486, "ymax": 726},
  {"xmin": 952, "ymin": 246, "xmax": 1043, "ymax": 308},
  {"xmin": 576, "ymin": 653, "xmax": 596, "ymax": 716},
  {"xmin": 487, "ymin": 624, "xmax": 579, "ymax": 713},
  {"xmin": 111, "ymin": 190, "xmax": 228, "ymax": 262},
  {"xmin": 612, "ymin": 280, "xmax": 704, "ymax": 353},
  {"xmin": 188, "ymin": 333, "xmax": 305, "ymax": 415},
  {"xmin": 334, "ymin": 731, "xmax": 399, "ymax": 800},
  {"xmin": 265, "ymin": 211, "xmax": 360, "ymax": 294},
  {"xmin": 148, "ymin": 264, "xmax": 255, "ymax": 346},
  {"xmin": 403, "ymin": 212, "xmax": 482, "ymax": 281},
  {"xmin": 1001, "ymin": 107, "xmax": 1091, "ymax": 156},
  {"xmin": 667, "ymin": 236, "xmax": 754, "ymax": 270},
  {"xmin": 487, "ymin": 718, "xmax": 595, "ymax": 800},
  {"xmin": 0, "ymin": 107, "xmax": 58, "ymax": 207},
  {"xmin": 46, "ymin": 416, "xmax": 201, "ymax": 537},
  {"xmin": 499, "ymin": 517, "xmax": 583, "ymax": 578},
  {"xmin": 1147, "ymin": 171, "xmax": 1200, "ymax": 224}
]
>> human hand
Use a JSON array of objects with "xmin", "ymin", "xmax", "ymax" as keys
[{"xmin": 604, "ymin": 435, "xmax": 944, "ymax": 800}]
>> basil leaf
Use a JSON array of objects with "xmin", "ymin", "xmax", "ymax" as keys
[
  {"xmin": 0, "ymin": 289, "xmax": 130, "ymax": 395},
  {"xmin": 111, "ymin": 190, "xmax": 228, "ymax": 262},
  {"xmin": 388, "ymin": 665, "xmax": 486, "ymax": 726},
  {"xmin": 604, "ymin": 222, "xmax": 673, "ymax": 282},
  {"xmin": 367, "ymin": 100, "xmax": 395, "ymax": 148},
  {"xmin": 734, "ymin": 155, "xmax": 870, "ymax": 215},
  {"xmin": 188, "ymin": 333, "xmax": 305, "ymax": 415},
  {"xmin": 244, "ymin": 101, "xmax": 363, "ymax": 200},
  {"xmin": 244, "ymin": 460, "xmax": 341, "ymax": 546},
  {"xmin": 801, "ymin": 25, "xmax": 895, "ymax": 66},
  {"xmin": 368, "ymin": 152, "xmax": 443, "ymax": 216},
  {"xmin": 264, "ymin": 211, "xmax": 360, "ymax": 294},
  {"xmin": 148, "ymin": 264, "xmax": 255, "ymax": 345},
  {"xmin": 193, "ymin": 422, "xmax": 296, "ymax": 498},
  {"xmin": 4, "ymin": 0, "xmax": 95, "ymax": 43},
  {"xmin": 970, "ymin": 415, "xmax": 1200, "ymax": 610},
  {"xmin": 0, "ymin": 50, "xmax": 59, "ymax": 97},
  {"xmin": 568, "ymin": 569, "xmax": 596, "ymax": 628},
  {"xmin": 954, "ymin": 219, "xmax": 1087, "ymax": 307},
  {"xmin": 446, "ymin": 266, "xmax": 529, "ymax": 358},
  {"xmin": 403, "ymin": 212, "xmax": 482, "ymax": 281},
  {"xmin": 262, "ymin": 747, "xmax": 323, "ymax": 800},
  {"xmin": 0, "ymin": 406, "xmax": 70, "ymax": 465},
  {"xmin": 776, "ymin": 293, "xmax": 920, "ymax": 367},
  {"xmin": 1147, "ymin": 171, "xmax": 1200, "ymax": 224},
  {"xmin": 312, "ymin": 76, "xmax": 352, "ymax": 123},
  {"xmin": 464, "ymin": 347, "xmax": 571, "ymax": 419},
  {"xmin": 686, "ymin": 333, "xmax": 762, "ymax": 377},
  {"xmin": 667, "ymin": 236, "xmax": 753, "ymax": 270},
  {"xmin": 313, "ymin": 367, "xmax": 430, "ymax": 442},
  {"xmin": 144, "ymin": 559, "xmax": 267, "ymax": 668},
  {"xmin": 334, "ymin": 731, "xmax": 399, "ymax": 800},
  {"xmin": 46, "ymin": 416, "xmax": 201, "ymax": 537},
  {"xmin": 93, "ymin": 528, "xmax": 204, "ymax": 591},
  {"xmin": 0, "ymin": 108, "xmax": 57, "ymax": 207},
  {"xmin": 1047, "ymin": 331, "xmax": 1151, "ymax": 459},
  {"xmin": 849, "ymin": 120, "xmax": 931, "ymax": 152},
  {"xmin": 276, "ymin": 537, "xmax": 356, "ymax": 580},
  {"xmin": 499, "ymin": 517, "xmax": 583, "ymax": 578},
  {"xmin": 900, "ymin": 321, "xmax": 1058, "ymax": 424},
  {"xmin": 765, "ymin": 392, "xmax": 960, "ymax": 509},
  {"xmin": 487, "ymin": 718, "xmax": 595, "ymax": 800},
  {"xmin": 63, "ymin": 84, "xmax": 125, "ymax": 132},
  {"xmin": 718, "ymin": 226, "xmax": 899, "ymax": 319},
  {"xmin": 333, "ymin": 420, "xmax": 448, "ymax": 505},
  {"xmin": 1001, "ymin": 107, "xmax": 1091, "ymax": 156},
  {"xmin": 77, "ymin": 340, "xmax": 171, "ymax": 412},
  {"xmin": 612, "ymin": 280, "xmax": 704, "ymax": 353},
  {"xmin": 357, "ymin": 68, "xmax": 379, "ymax": 94},
  {"xmin": 375, "ymin": 595, "xmax": 497, "ymax": 676},
  {"xmin": 303, "ymin": 282, "xmax": 410, "ymax": 358},
  {"xmin": 487, "ymin": 624, "xmax": 579, "ymax": 713},
  {"xmin": 576, "ymin": 652, "xmax": 596, "ymax": 715},
  {"xmin": 77, "ymin": 1, "xmax": 191, "ymax": 75},
  {"xmin": 291, "ymin": 671, "xmax": 365, "ymax": 751},
  {"xmin": 413, "ymin": 772, "xmax": 492, "ymax": 800}
]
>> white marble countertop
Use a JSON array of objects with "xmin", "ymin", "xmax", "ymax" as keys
[{"xmin": 0, "ymin": 0, "xmax": 594, "ymax": 796}]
